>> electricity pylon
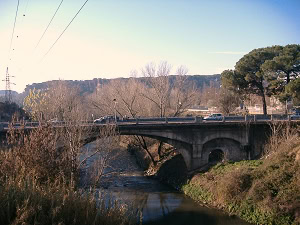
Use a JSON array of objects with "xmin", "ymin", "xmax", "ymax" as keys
[{"xmin": 2, "ymin": 67, "xmax": 15, "ymax": 103}]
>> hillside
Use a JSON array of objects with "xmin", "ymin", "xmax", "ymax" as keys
[
  {"xmin": 0, "ymin": 74, "xmax": 220, "ymax": 105},
  {"xmin": 0, "ymin": 90, "xmax": 19, "ymax": 96},
  {"xmin": 22, "ymin": 74, "xmax": 221, "ymax": 95}
]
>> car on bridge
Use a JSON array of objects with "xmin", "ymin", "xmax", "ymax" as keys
[
  {"xmin": 47, "ymin": 118, "xmax": 61, "ymax": 125},
  {"xmin": 291, "ymin": 113, "xmax": 300, "ymax": 120},
  {"xmin": 203, "ymin": 113, "xmax": 224, "ymax": 121},
  {"xmin": 94, "ymin": 115, "xmax": 119, "ymax": 123}
]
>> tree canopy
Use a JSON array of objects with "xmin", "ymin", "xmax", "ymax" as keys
[
  {"xmin": 221, "ymin": 44, "xmax": 300, "ymax": 114},
  {"xmin": 262, "ymin": 44, "xmax": 300, "ymax": 103},
  {"xmin": 285, "ymin": 77, "xmax": 300, "ymax": 106}
]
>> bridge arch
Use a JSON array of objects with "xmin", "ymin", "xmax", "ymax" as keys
[
  {"xmin": 121, "ymin": 133, "xmax": 193, "ymax": 170},
  {"xmin": 208, "ymin": 149, "xmax": 224, "ymax": 164},
  {"xmin": 202, "ymin": 138, "xmax": 248, "ymax": 164},
  {"xmin": 202, "ymin": 132, "xmax": 248, "ymax": 147}
]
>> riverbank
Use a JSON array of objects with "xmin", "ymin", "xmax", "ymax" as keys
[
  {"xmin": 181, "ymin": 127, "xmax": 300, "ymax": 225},
  {"xmin": 90, "ymin": 144, "xmax": 252, "ymax": 225},
  {"xmin": 0, "ymin": 125, "xmax": 135, "ymax": 225}
]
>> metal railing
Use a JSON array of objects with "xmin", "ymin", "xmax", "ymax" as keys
[{"xmin": 0, "ymin": 114, "xmax": 299, "ymax": 131}]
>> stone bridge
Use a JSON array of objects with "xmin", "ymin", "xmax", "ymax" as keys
[
  {"xmin": 114, "ymin": 122, "xmax": 270, "ymax": 171},
  {"xmin": 1, "ymin": 119, "xmax": 296, "ymax": 171}
]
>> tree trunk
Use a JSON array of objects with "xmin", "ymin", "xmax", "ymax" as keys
[
  {"xmin": 160, "ymin": 100, "xmax": 163, "ymax": 118},
  {"xmin": 262, "ymin": 94, "xmax": 267, "ymax": 115},
  {"xmin": 157, "ymin": 141, "xmax": 163, "ymax": 159},
  {"xmin": 286, "ymin": 71, "xmax": 290, "ymax": 84},
  {"xmin": 135, "ymin": 135, "xmax": 156, "ymax": 166}
]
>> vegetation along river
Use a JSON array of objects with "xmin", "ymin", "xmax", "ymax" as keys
[{"xmin": 80, "ymin": 142, "xmax": 251, "ymax": 225}]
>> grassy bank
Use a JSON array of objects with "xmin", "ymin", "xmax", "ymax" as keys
[{"xmin": 182, "ymin": 125, "xmax": 300, "ymax": 225}]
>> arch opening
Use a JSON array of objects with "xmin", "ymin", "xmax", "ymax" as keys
[{"xmin": 208, "ymin": 149, "xmax": 224, "ymax": 164}]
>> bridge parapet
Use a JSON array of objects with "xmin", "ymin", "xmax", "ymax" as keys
[{"xmin": 1, "ymin": 117, "xmax": 299, "ymax": 171}]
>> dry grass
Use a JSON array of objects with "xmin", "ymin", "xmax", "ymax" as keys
[
  {"xmin": 263, "ymin": 122, "xmax": 300, "ymax": 158},
  {"xmin": 2, "ymin": 123, "xmax": 72, "ymax": 184},
  {"xmin": 0, "ymin": 124, "xmax": 135, "ymax": 225},
  {"xmin": 0, "ymin": 176, "xmax": 134, "ymax": 225}
]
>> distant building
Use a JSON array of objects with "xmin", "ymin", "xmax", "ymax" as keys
[{"xmin": 187, "ymin": 105, "xmax": 213, "ymax": 116}]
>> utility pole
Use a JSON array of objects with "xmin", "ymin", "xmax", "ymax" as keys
[
  {"xmin": 2, "ymin": 67, "xmax": 15, "ymax": 103},
  {"xmin": 113, "ymin": 98, "xmax": 117, "ymax": 122}
]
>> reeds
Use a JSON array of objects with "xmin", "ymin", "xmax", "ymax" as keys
[{"xmin": 0, "ymin": 123, "xmax": 135, "ymax": 225}]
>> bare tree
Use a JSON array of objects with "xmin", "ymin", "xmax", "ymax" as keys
[
  {"xmin": 87, "ymin": 62, "xmax": 200, "ymax": 165},
  {"xmin": 141, "ymin": 61, "xmax": 172, "ymax": 117},
  {"xmin": 23, "ymin": 88, "xmax": 49, "ymax": 121},
  {"xmin": 45, "ymin": 81, "xmax": 87, "ymax": 121},
  {"xmin": 140, "ymin": 62, "xmax": 199, "ymax": 160},
  {"xmin": 108, "ymin": 77, "xmax": 147, "ymax": 118},
  {"xmin": 217, "ymin": 88, "xmax": 241, "ymax": 115},
  {"xmin": 79, "ymin": 124, "xmax": 120, "ymax": 187},
  {"xmin": 169, "ymin": 66, "xmax": 198, "ymax": 116},
  {"xmin": 201, "ymin": 84, "xmax": 220, "ymax": 108}
]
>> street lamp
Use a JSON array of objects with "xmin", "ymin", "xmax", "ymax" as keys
[
  {"xmin": 113, "ymin": 98, "xmax": 117, "ymax": 122},
  {"xmin": 176, "ymin": 101, "xmax": 182, "ymax": 116}
]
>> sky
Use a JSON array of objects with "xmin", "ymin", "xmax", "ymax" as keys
[{"xmin": 0, "ymin": 0, "xmax": 299, "ymax": 93}]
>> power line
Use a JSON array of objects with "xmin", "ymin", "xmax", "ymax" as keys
[
  {"xmin": 4, "ymin": 0, "xmax": 19, "ymax": 97},
  {"xmin": 8, "ymin": 0, "xmax": 20, "ymax": 60},
  {"xmin": 23, "ymin": 0, "xmax": 30, "ymax": 16},
  {"xmin": 34, "ymin": 0, "xmax": 64, "ymax": 50},
  {"xmin": 40, "ymin": 0, "xmax": 89, "ymax": 61}
]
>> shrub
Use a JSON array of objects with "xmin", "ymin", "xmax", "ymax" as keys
[
  {"xmin": 0, "ymin": 123, "xmax": 135, "ymax": 225},
  {"xmin": 2, "ymin": 123, "xmax": 73, "ymax": 184},
  {"xmin": 0, "ymin": 177, "xmax": 134, "ymax": 225}
]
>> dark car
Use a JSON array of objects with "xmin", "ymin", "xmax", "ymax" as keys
[
  {"xmin": 291, "ymin": 113, "xmax": 300, "ymax": 120},
  {"xmin": 47, "ymin": 118, "xmax": 61, "ymax": 125},
  {"xmin": 94, "ymin": 115, "xmax": 119, "ymax": 123},
  {"xmin": 203, "ymin": 113, "xmax": 223, "ymax": 121}
]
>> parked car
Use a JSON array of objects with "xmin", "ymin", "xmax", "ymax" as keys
[
  {"xmin": 203, "ymin": 113, "xmax": 223, "ymax": 121},
  {"xmin": 291, "ymin": 113, "xmax": 300, "ymax": 120},
  {"xmin": 48, "ymin": 118, "xmax": 60, "ymax": 124},
  {"xmin": 94, "ymin": 115, "xmax": 119, "ymax": 123}
]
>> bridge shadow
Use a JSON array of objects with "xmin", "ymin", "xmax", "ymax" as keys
[
  {"xmin": 142, "ymin": 200, "xmax": 251, "ymax": 225},
  {"xmin": 156, "ymin": 154, "xmax": 188, "ymax": 189},
  {"xmin": 143, "ymin": 209, "xmax": 217, "ymax": 225}
]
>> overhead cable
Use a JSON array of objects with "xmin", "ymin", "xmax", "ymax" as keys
[
  {"xmin": 40, "ymin": 0, "xmax": 89, "ymax": 61},
  {"xmin": 8, "ymin": 0, "xmax": 20, "ymax": 60},
  {"xmin": 34, "ymin": 0, "xmax": 64, "ymax": 50},
  {"xmin": 23, "ymin": 0, "xmax": 30, "ymax": 16}
]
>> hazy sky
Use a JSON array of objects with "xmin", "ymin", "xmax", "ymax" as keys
[{"xmin": 0, "ymin": 0, "xmax": 299, "ymax": 92}]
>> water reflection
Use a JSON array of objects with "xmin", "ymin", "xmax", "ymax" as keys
[
  {"xmin": 81, "ymin": 142, "xmax": 251, "ymax": 225},
  {"xmin": 99, "ymin": 175, "xmax": 251, "ymax": 225}
]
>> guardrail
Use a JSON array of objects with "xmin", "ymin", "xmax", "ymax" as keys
[{"xmin": 0, "ymin": 114, "xmax": 299, "ymax": 130}]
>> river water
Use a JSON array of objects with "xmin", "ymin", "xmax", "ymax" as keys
[{"xmin": 80, "ymin": 142, "xmax": 251, "ymax": 225}]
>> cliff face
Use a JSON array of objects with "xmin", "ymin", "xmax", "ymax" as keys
[
  {"xmin": 1, "ymin": 74, "xmax": 220, "ymax": 106},
  {"xmin": 22, "ymin": 74, "xmax": 221, "ymax": 96}
]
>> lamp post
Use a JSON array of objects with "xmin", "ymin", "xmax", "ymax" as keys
[
  {"xmin": 176, "ymin": 101, "xmax": 182, "ymax": 116},
  {"xmin": 113, "ymin": 98, "xmax": 117, "ymax": 122}
]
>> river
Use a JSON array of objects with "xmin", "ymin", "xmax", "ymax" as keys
[{"xmin": 80, "ymin": 142, "xmax": 252, "ymax": 225}]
